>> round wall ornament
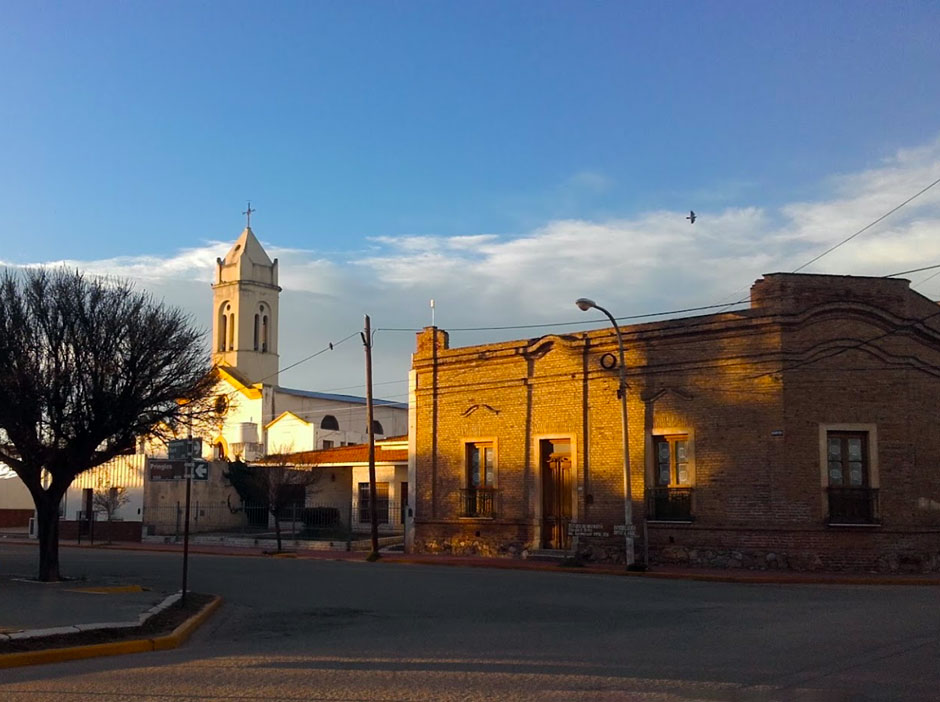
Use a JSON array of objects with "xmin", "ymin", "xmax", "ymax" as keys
[{"xmin": 599, "ymin": 352, "xmax": 618, "ymax": 370}]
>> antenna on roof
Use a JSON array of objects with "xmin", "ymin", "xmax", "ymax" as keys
[{"xmin": 430, "ymin": 298, "xmax": 435, "ymax": 327}]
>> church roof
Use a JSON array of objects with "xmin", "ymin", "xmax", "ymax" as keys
[
  {"xmin": 275, "ymin": 386, "xmax": 407, "ymax": 409},
  {"xmin": 216, "ymin": 365, "xmax": 263, "ymax": 399},
  {"xmin": 221, "ymin": 227, "xmax": 273, "ymax": 268},
  {"xmin": 264, "ymin": 410, "xmax": 310, "ymax": 429}
]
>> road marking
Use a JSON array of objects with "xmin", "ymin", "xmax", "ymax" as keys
[{"xmin": 65, "ymin": 585, "xmax": 145, "ymax": 595}]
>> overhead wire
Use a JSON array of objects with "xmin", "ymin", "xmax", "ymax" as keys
[
  {"xmin": 210, "ymin": 176, "xmax": 940, "ymax": 416},
  {"xmin": 710, "ymin": 175, "xmax": 940, "ymax": 310},
  {"xmin": 791, "ymin": 175, "xmax": 940, "ymax": 274}
]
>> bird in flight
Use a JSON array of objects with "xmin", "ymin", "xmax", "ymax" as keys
[{"xmin": 686, "ymin": 210, "xmax": 696, "ymax": 224}]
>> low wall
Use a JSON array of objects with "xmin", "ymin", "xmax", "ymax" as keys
[
  {"xmin": 412, "ymin": 520, "xmax": 534, "ymax": 558},
  {"xmin": 0, "ymin": 509, "xmax": 33, "ymax": 528},
  {"xmin": 413, "ymin": 519, "xmax": 940, "ymax": 573},
  {"xmin": 59, "ymin": 519, "xmax": 142, "ymax": 542},
  {"xmin": 642, "ymin": 524, "xmax": 940, "ymax": 573}
]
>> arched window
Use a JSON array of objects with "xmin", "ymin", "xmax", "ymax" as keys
[
  {"xmin": 253, "ymin": 314, "xmax": 260, "ymax": 351},
  {"xmin": 218, "ymin": 304, "xmax": 230, "ymax": 352},
  {"xmin": 320, "ymin": 415, "xmax": 339, "ymax": 431},
  {"xmin": 372, "ymin": 420, "xmax": 384, "ymax": 435},
  {"xmin": 262, "ymin": 315, "xmax": 269, "ymax": 353}
]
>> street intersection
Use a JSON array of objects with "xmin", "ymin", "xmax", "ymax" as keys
[{"xmin": 1, "ymin": 544, "xmax": 937, "ymax": 701}]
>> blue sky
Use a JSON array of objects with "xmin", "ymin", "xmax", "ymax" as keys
[{"xmin": 1, "ymin": 1, "xmax": 940, "ymax": 395}]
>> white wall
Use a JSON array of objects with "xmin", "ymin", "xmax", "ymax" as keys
[
  {"xmin": 64, "ymin": 454, "xmax": 146, "ymax": 523},
  {"xmin": 266, "ymin": 413, "xmax": 316, "ymax": 453},
  {"xmin": 273, "ymin": 394, "xmax": 408, "ymax": 443},
  {"xmin": 350, "ymin": 463, "xmax": 408, "ymax": 532},
  {"xmin": 0, "ymin": 472, "xmax": 33, "ymax": 510}
]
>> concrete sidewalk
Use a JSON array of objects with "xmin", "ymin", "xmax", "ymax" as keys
[{"xmin": 0, "ymin": 573, "xmax": 170, "ymax": 635}]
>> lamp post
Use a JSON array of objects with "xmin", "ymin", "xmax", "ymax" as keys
[{"xmin": 576, "ymin": 297, "xmax": 636, "ymax": 568}]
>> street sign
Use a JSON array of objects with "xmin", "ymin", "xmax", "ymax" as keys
[
  {"xmin": 168, "ymin": 438, "xmax": 202, "ymax": 461},
  {"xmin": 149, "ymin": 459, "xmax": 185, "ymax": 481},
  {"xmin": 192, "ymin": 460, "xmax": 209, "ymax": 481}
]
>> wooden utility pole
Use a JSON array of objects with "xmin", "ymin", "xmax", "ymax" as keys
[{"xmin": 362, "ymin": 314, "xmax": 380, "ymax": 558}]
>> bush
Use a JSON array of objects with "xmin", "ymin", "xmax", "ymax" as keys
[{"xmin": 301, "ymin": 507, "xmax": 341, "ymax": 529}]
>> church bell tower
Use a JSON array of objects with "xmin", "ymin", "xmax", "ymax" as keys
[{"xmin": 212, "ymin": 215, "xmax": 281, "ymax": 385}]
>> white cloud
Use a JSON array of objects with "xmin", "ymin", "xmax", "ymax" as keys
[{"xmin": 5, "ymin": 137, "xmax": 940, "ymax": 394}]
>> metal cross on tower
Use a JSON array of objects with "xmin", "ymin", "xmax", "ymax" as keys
[{"xmin": 243, "ymin": 202, "xmax": 255, "ymax": 227}]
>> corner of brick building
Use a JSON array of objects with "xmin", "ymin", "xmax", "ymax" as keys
[{"xmin": 414, "ymin": 326, "xmax": 450, "ymax": 358}]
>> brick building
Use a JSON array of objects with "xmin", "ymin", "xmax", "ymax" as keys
[{"xmin": 407, "ymin": 273, "xmax": 940, "ymax": 572}]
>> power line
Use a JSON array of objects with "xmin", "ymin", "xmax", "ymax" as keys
[
  {"xmin": 711, "ymin": 175, "xmax": 940, "ymax": 311},
  {"xmin": 914, "ymin": 268, "xmax": 940, "ymax": 288},
  {"xmin": 792, "ymin": 175, "xmax": 940, "ymax": 273},
  {"xmin": 375, "ymin": 299, "xmax": 753, "ymax": 335},
  {"xmin": 316, "ymin": 378, "xmax": 408, "ymax": 394},
  {"xmin": 885, "ymin": 263, "xmax": 940, "ymax": 278},
  {"xmin": 277, "ymin": 331, "xmax": 360, "ymax": 378},
  {"xmin": 213, "ymin": 331, "xmax": 360, "ymax": 406}
]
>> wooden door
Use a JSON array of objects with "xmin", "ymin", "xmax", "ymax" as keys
[{"xmin": 541, "ymin": 439, "xmax": 572, "ymax": 549}]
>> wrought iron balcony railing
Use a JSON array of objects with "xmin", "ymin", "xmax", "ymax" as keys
[
  {"xmin": 827, "ymin": 487, "xmax": 879, "ymax": 524},
  {"xmin": 646, "ymin": 487, "xmax": 693, "ymax": 521},
  {"xmin": 459, "ymin": 488, "xmax": 498, "ymax": 518}
]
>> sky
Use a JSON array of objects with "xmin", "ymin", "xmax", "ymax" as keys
[{"xmin": 1, "ymin": 1, "xmax": 939, "ymax": 406}]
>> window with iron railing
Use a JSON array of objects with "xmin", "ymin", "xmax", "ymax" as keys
[
  {"xmin": 646, "ymin": 486, "xmax": 693, "ymax": 521},
  {"xmin": 826, "ymin": 431, "xmax": 878, "ymax": 524},
  {"xmin": 827, "ymin": 486, "xmax": 879, "ymax": 524},
  {"xmin": 358, "ymin": 482, "xmax": 389, "ymax": 524},
  {"xmin": 462, "ymin": 441, "xmax": 497, "ymax": 517},
  {"xmin": 459, "ymin": 487, "xmax": 497, "ymax": 518},
  {"xmin": 648, "ymin": 434, "xmax": 693, "ymax": 520}
]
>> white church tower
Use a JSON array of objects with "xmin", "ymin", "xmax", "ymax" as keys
[{"xmin": 212, "ymin": 209, "xmax": 281, "ymax": 385}]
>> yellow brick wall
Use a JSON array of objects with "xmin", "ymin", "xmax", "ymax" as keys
[{"xmin": 411, "ymin": 274, "xmax": 940, "ymax": 571}]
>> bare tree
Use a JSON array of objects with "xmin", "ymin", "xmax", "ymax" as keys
[
  {"xmin": 226, "ymin": 452, "xmax": 321, "ymax": 552},
  {"xmin": 92, "ymin": 482, "xmax": 130, "ymax": 544},
  {"xmin": 0, "ymin": 269, "xmax": 215, "ymax": 580}
]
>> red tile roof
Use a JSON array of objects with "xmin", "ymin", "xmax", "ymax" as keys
[{"xmin": 268, "ymin": 443, "xmax": 407, "ymax": 466}]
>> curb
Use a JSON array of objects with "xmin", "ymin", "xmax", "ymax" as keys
[
  {"xmin": 0, "ymin": 595, "xmax": 222, "ymax": 669},
  {"xmin": 380, "ymin": 555, "xmax": 940, "ymax": 586},
  {"xmin": 5, "ymin": 539, "xmax": 938, "ymax": 587}
]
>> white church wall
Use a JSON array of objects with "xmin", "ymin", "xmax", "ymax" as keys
[
  {"xmin": 372, "ymin": 405, "xmax": 408, "ymax": 437},
  {"xmin": 208, "ymin": 380, "xmax": 264, "ymax": 460},
  {"xmin": 273, "ymin": 394, "xmax": 407, "ymax": 443},
  {"xmin": 266, "ymin": 412, "xmax": 316, "ymax": 454}
]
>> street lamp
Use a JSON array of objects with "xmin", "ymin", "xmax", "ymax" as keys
[{"xmin": 576, "ymin": 297, "xmax": 636, "ymax": 568}]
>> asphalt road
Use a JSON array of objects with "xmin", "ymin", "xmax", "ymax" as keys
[{"xmin": 1, "ymin": 544, "xmax": 938, "ymax": 701}]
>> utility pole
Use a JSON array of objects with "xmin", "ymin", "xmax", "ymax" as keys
[{"xmin": 362, "ymin": 314, "xmax": 380, "ymax": 558}]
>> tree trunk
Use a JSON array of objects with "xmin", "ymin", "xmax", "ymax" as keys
[
  {"xmin": 36, "ymin": 494, "xmax": 62, "ymax": 581},
  {"xmin": 273, "ymin": 508, "xmax": 282, "ymax": 552}
]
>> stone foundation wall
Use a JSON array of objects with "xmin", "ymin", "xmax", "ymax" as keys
[
  {"xmin": 644, "ymin": 526, "xmax": 940, "ymax": 573},
  {"xmin": 413, "ymin": 521, "xmax": 533, "ymax": 558}
]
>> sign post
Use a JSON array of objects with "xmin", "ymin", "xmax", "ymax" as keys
[{"xmin": 169, "ymin": 436, "xmax": 200, "ymax": 607}]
